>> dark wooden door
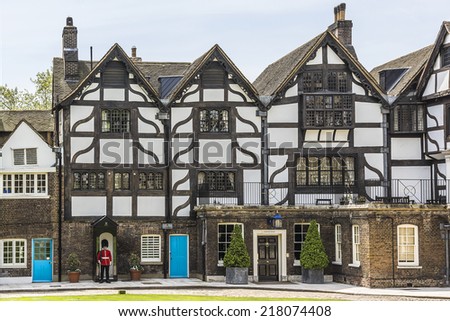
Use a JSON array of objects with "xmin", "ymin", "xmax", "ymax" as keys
[{"xmin": 257, "ymin": 236, "xmax": 278, "ymax": 281}]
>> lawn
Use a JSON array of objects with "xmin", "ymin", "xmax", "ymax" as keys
[{"xmin": 1, "ymin": 293, "xmax": 331, "ymax": 301}]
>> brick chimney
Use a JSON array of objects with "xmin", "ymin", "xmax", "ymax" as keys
[
  {"xmin": 130, "ymin": 46, "xmax": 142, "ymax": 62},
  {"xmin": 62, "ymin": 17, "xmax": 79, "ymax": 82},
  {"xmin": 328, "ymin": 3, "xmax": 357, "ymax": 58}
]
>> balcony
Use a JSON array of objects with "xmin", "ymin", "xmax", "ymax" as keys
[{"xmin": 196, "ymin": 179, "xmax": 448, "ymax": 206}]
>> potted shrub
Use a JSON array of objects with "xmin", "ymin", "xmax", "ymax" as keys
[
  {"xmin": 300, "ymin": 220, "xmax": 329, "ymax": 284},
  {"xmin": 223, "ymin": 225, "xmax": 251, "ymax": 284},
  {"xmin": 128, "ymin": 253, "xmax": 144, "ymax": 281},
  {"xmin": 67, "ymin": 252, "xmax": 81, "ymax": 283}
]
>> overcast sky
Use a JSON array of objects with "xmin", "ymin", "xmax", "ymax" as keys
[{"xmin": 0, "ymin": 0, "xmax": 449, "ymax": 91}]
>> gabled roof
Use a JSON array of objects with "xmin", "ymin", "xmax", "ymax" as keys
[
  {"xmin": 0, "ymin": 119, "xmax": 52, "ymax": 148},
  {"xmin": 54, "ymin": 43, "xmax": 163, "ymax": 109},
  {"xmin": 0, "ymin": 110, "xmax": 53, "ymax": 132},
  {"xmin": 370, "ymin": 45, "xmax": 433, "ymax": 98},
  {"xmin": 253, "ymin": 30, "xmax": 386, "ymax": 103},
  {"xmin": 166, "ymin": 44, "xmax": 262, "ymax": 106},
  {"xmin": 417, "ymin": 21, "xmax": 450, "ymax": 96}
]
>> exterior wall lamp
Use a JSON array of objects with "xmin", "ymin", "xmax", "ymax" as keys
[{"xmin": 268, "ymin": 212, "xmax": 282, "ymax": 229}]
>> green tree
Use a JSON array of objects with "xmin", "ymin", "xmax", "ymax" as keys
[
  {"xmin": 223, "ymin": 225, "xmax": 251, "ymax": 268},
  {"xmin": 0, "ymin": 69, "xmax": 52, "ymax": 110},
  {"xmin": 300, "ymin": 220, "xmax": 329, "ymax": 270}
]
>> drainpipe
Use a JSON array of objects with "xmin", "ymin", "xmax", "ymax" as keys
[
  {"xmin": 258, "ymin": 96, "xmax": 273, "ymax": 205},
  {"xmin": 381, "ymin": 106, "xmax": 390, "ymax": 197},
  {"xmin": 54, "ymin": 106, "xmax": 63, "ymax": 282}
]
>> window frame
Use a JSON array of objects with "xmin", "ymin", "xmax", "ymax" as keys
[
  {"xmin": 441, "ymin": 44, "xmax": 450, "ymax": 69},
  {"xmin": 114, "ymin": 172, "xmax": 130, "ymax": 191},
  {"xmin": 351, "ymin": 225, "xmax": 360, "ymax": 267},
  {"xmin": 334, "ymin": 224, "xmax": 342, "ymax": 265},
  {"xmin": 72, "ymin": 171, "xmax": 105, "ymax": 190},
  {"xmin": 303, "ymin": 93, "xmax": 354, "ymax": 129},
  {"xmin": 0, "ymin": 173, "xmax": 47, "ymax": 196},
  {"xmin": 101, "ymin": 109, "xmax": 131, "ymax": 133},
  {"xmin": 198, "ymin": 171, "xmax": 236, "ymax": 193},
  {"xmin": 141, "ymin": 235, "xmax": 162, "ymax": 263},
  {"xmin": 12, "ymin": 148, "xmax": 37, "ymax": 166},
  {"xmin": 392, "ymin": 104, "xmax": 425, "ymax": 133},
  {"xmin": 217, "ymin": 223, "xmax": 244, "ymax": 266},
  {"xmin": 0, "ymin": 239, "xmax": 27, "ymax": 268},
  {"xmin": 199, "ymin": 108, "xmax": 230, "ymax": 133},
  {"xmin": 293, "ymin": 223, "xmax": 321, "ymax": 266},
  {"xmin": 139, "ymin": 172, "xmax": 163, "ymax": 190},
  {"xmin": 397, "ymin": 224, "xmax": 419, "ymax": 267}
]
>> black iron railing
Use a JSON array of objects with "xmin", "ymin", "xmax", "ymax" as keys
[{"xmin": 196, "ymin": 179, "xmax": 449, "ymax": 206}]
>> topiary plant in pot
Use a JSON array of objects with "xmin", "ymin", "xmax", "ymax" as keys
[
  {"xmin": 67, "ymin": 252, "xmax": 81, "ymax": 283},
  {"xmin": 223, "ymin": 225, "xmax": 251, "ymax": 284},
  {"xmin": 300, "ymin": 220, "xmax": 329, "ymax": 284}
]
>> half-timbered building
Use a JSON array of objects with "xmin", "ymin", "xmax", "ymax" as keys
[{"xmin": 45, "ymin": 6, "xmax": 450, "ymax": 287}]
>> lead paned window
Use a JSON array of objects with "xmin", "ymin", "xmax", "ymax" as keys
[
  {"xmin": 397, "ymin": 225, "xmax": 419, "ymax": 266},
  {"xmin": 393, "ymin": 105, "xmax": 424, "ymax": 132},
  {"xmin": 199, "ymin": 109, "xmax": 229, "ymax": 133},
  {"xmin": 304, "ymin": 94, "xmax": 353, "ymax": 128},
  {"xmin": 114, "ymin": 172, "xmax": 130, "ymax": 190},
  {"xmin": 139, "ymin": 172, "xmax": 163, "ymax": 190},
  {"xmin": 141, "ymin": 235, "xmax": 161, "ymax": 263},
  {"xmin": 442, "ymin": 46, "xmax": 450, "ymax": 68},
  {"xmin": 101, "ymin": 109, "xmax": 130, "ymax": 133},
  {"xmin": 296, "ymin": 156, "xmax": 354, "ymax": 186},
  {"xmin": 72, "ymin": 172, "xmax": 105, "ymax": 190},
  {"xmin": 218, "ymin": 223, "xmax": 243, "ymax": 265},
  {"xmin": 198, "ymin": 171, "xmax": 235, "ymax": 191}
]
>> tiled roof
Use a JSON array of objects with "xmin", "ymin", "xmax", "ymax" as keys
[{"xmin": 0, "ymin": 110, "xmax": 53, "ymax": 132}]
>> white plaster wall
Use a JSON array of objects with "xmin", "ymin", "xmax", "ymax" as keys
[
  {"xmin": 306, "ymin": 47, "xmax": 322, "ymax": 65},
  {"xmin": 445, "ymin": 33, "xmax": 450, "ymax": 45},
  {"xmin": 138, "ymin": 107, "xmax": 163, "ymax": 133},
  {"xmin": 228, "ymin": 84, "xmax": 251, "ymax": 102},
  {"xmin": 172, "ymin": 169, "xmax": 190, "ymax": 190},
  {"xmin": 171, "ymin": 107, "xmax": 193, "ymax": 133},
  {"xmin": 199, "ymin": 139, "xmax": 231, "ymax": 164},
  {"xmin": 172, "ymin": 137, "xmax": 193, "ymax": 164},
  {"xmin": 235, "ymin": 107, "xmax": 260, "ymax": 132},
  {"xmin": 129, "ymin": 84, "xmax": 152, "ymax": 102},
  {"xmin": 355, "ymin": 102, "xmax": 382, "ymax": 123},
  {"xmin": 80, "ymin": 83, "xmax": 100, "ymax": 101},
  {"xmin": 353, "ymin": 128, "xmax": 383, "ymax": 147},
  {"xmin": 285, "ymin": 83, "xmax": 298, "ymax": 98},
  {"xmin": 428, "ymin": 129, "xmax": 445, "ymax": 151},
  {"xmin": 1, "ymin": 123, "xmax": 55, "ymax": 170},
  {"xmin": 59, "ymin": 110, "xmax": 64, "ymax": 144},
  {"xmin": 103, "ymin": 88, "xmax": 125, "ymax": 101},
  {"xmin": 236, "ymin": 138, "xmax": 261, "ymax": 164},
  {"xmin": 352, "ymin": 82, "xmax": 366, "ymax": 95},
  {"xmin": 427, "ymin": 104, "xmax": 444, "ymax": 127},
  {"xmin": 391, "ymin": 138, "xmax": 422, "ymax": 160},
  {"xmin": 434, "ymin": 55, "xmax": 441, "ymax": 70},
  {"xmin": 268, "ymin": 155, "xmax": 288, "ymax": 183},
  {"xmin": 437, "ymin": 70, "xmax": 450, "ymax": 92},
  {"xmin": 203, "ymin": 89, "xmax": 224, "ymax": 101},
  {"xmin": 304, "ymin": 130, "xmax": 319, "ymax": 141},
  {"xmin": 335, "ymin": 130, "xmax": 350, "ymax": 141},
  {"xmin": 327, "ymin": 46, "xmax": 344, "ymax": 64},
  {"xmin": 70, "ymin": 105, "xmax": 94, "ymax": 132},
  {"xmin": 181, "ymin": 85, "xmax": 199, "ymax": 103},
  {"xmin": 319, "ymin": 130, "xmax": 335, "ymax": 141},
  {"xmin": 70, "ymin": 137, "xmax": 94, "ymax": 163},
  {"xmin": 72, "ymin": 196, "xmax": 106, "ymax": 216},
  {"xmin": 391, "ymin": 166, "xmax": 430, "ymax": 179},
  {"xmin": 424, "ymin": 75, "xmax": 436, "ymax": 96},
  {"xmin": 268, "ymin": 103, "xmax": 298, "ymax": 123},
  {"xmin": 137, "ymin": 196, "xmax": 165, "ymax": 216},
  {"xmin": 112, "ymin": 196, "xmax": 132, "ymax": 216},
  {"xmin": 268, "ymin": 128, "xmax": 298, "ymax": 148},
  {"xmin": 138, "ymin": 138, "xmax": 164, "ymax": 164},
  {"xmin": 268, "ymin": 188, "xmax": 288, "ymax": 205},
  {"xmin": 99, "ymin": 139, "xmax": 133, "ymax": 164},
  {"xmin": 244, "ymin": 169, "xmax": 261, "ymax": 183},
  {"xmin": 364, "ymin": 153, "xmax": 384, "ymax": 180},
  {"xmin": 172, "ymin": 196, "xmax": 190, "ymax": 217}
]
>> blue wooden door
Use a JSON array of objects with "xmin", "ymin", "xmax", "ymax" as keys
[
  {"xmin": 32, "ymin": 239, "xmax": 53, "ymax": 282},
  {"xmin": 169, "ymin": 235, "xmax": 188, "ymax": 278}
]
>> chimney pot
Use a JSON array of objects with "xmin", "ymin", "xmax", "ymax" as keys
[
  {"xmin": 339, "ymin": 3, "xmax": 346, "ymax": 20},
  {"xmin": 131, "ymin": 46, "xmax": 137, "ymax": 58},
  {"xmin": 66, "ymin": 17, "xmax": 73, "ymax": 26}
]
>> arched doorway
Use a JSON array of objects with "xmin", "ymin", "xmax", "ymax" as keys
[{"xmin": 92, "ymin": 216, "xmax": 118, "ymax": 281}]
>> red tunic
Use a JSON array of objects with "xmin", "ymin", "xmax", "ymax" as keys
[{"xmin": 97, "ymin": 249, "xmax": 112, "ymax": 266}]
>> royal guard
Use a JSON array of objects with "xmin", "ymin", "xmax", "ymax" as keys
[{"xmin": 97, "ymin": 239, "xmax": 112, "ymax": 283}]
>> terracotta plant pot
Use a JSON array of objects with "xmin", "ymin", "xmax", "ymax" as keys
[
  {"xmin": 130, "ymin": 269, "xmax": 142, "ymax": 281},
  {"xmin": 68, "ymin": 271, "xmax": 80, "ymax": 283}
]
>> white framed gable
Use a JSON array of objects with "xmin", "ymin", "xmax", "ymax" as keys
[{"xmin": 1, "ymin": 122, "xmax": 55, "ymax": 171}]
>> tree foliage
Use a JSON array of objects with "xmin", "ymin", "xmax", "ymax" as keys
[
  {"xmin": 223, "ymin": 225, "xmax": 251, "ymax": 268},
  {"xmin": 0, "ymin": 69, "xmax": 52, "ymax": 110},
  {"xmin": 300, "ymin": 220, "xmax": 329, "ymax": 270}
]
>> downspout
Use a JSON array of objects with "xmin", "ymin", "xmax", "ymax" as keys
[
  {"xmin": 381, "ymin": 105, "xmax": 390, "ymax": 197},
  {"xmin": 54, "ymin": 103, "xmax": 63, "ymax": 282}
]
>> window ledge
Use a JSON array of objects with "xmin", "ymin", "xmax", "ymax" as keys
[
  {"xmin": 0, "ymin": 195, "xmax": 49, "ymax": 199},
  {"xmin": 348, "ymin": 263, "xmax": 360, "ymax": 268},
  {"xmin": 332, "ymin": 261, "xmax": 342, "ymax": 266},
  {"xmin": 397, "ymin": 265, "xmax": 422, "ymax": 269},
  {"xmin": 141, "ymin": 262, "xmax": 162, "ymax": 266}
]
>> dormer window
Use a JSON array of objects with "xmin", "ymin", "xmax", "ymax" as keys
[
  {"xmin": 13, "ymin": 148, "xmax": 37, "ymax": 166},
  {"xmin": 379, "ymin": 68, "xmax": 409, "ymax": 92}
]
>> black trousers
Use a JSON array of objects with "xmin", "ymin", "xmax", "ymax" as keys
[{"xmin": 100, "ymin": 265, "xmax": 110, "ymax": 280}]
